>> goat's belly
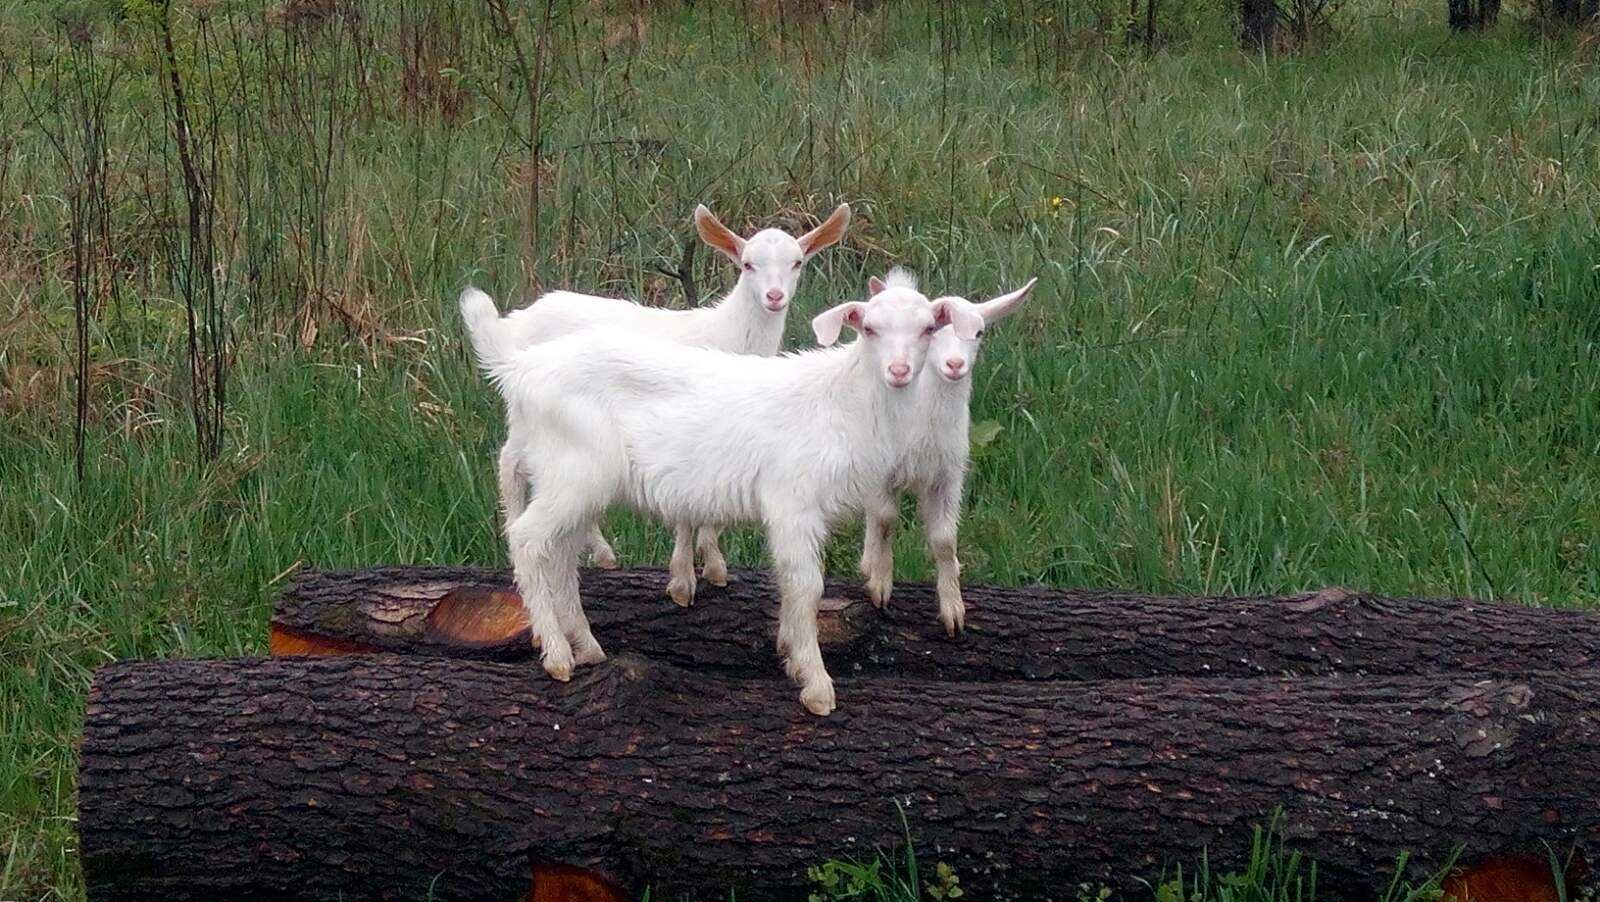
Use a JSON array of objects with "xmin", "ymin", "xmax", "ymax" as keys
[{"xmin": 619, "ymin": 470, "xmax": 761, "ymax": 527}]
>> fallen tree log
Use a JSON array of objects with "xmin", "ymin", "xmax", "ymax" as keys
[
  {"xmin": 273, "ymin": 565, "xmax": 1600, "ymax": 681},
  {"xmin": 81, "ymin": 655, "xmax": 1600, "ymax": 901}
]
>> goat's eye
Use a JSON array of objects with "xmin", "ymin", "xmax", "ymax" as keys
[
  {"xmin": 924, "ymin": 325, "xmax": 939, "ymax": 336},
  {"xmin": 975, "ymin": 329, "xmax": 986, "ymax": 338},
  {"xmin": 862, "ymin": 327, "xmax": 877, "ymax": 338},
  {"xmin": 742, "ymin": 262, "xmax": 754, "ymax": 271},
  {"xmin": 792, "ymin": 260, "xmax": 802, "ymax": 270}
]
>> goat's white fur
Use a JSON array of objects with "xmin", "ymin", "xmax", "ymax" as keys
[
  {"xmin": 855, "ymin": 270, "xmax": 1038, "ymax": 636},
  {"xmin": 462, "ymin": 203, "xmax": 850, "ymax": 596},
  {"xmin": 465, "ymin": 280, "xmax": 981, "ymax": 715}
]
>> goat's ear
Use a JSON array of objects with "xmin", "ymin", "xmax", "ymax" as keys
[
  {"xmin": 797, "ymin": 203, "xmax": 851, "ymax": 259},
  {"xmin": 695, "ymin": 204, "xmax": 745, "ymax": 264},
  {"xmin": 975, "ymin": 277, "xmax": 1038, "ymax": 324},
  {"xmin": 932, "ymin": 298, "xmax": 984, "ymax": 340},
  {"xmin": 868, "ymin": 275, "xmax": 887, "ymax": 295},
  {"xmin": 812, "ymin": 302, "xmax": 865, "ymax": 346}
]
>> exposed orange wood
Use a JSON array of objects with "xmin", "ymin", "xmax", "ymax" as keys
[
  {"xmin": 1443, "ymin": 850, "xmax": 1589, "ymax": 902},
  {"xmin": 424, "ymin": 588, "xmax": 531, "ymax": 648},
  {"xmin": 527, "ymin": 862, "xmax": 626, "ymax": 902},
  {"xmin": 267, "ymin": 625, "xmax": 382, "ymax": 657}
]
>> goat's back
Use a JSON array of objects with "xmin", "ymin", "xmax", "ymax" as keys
[{"xmin": 503, "ymin": 290, "xmax": 738, "ymax": 351}]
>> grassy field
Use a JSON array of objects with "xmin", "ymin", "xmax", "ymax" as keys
[{"xmin": 2, "ymin": 0, "xmax": 1599, "ymax": 898}]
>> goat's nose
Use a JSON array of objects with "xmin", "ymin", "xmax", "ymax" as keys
[
  {"xmin": 946, "ymin": 357, "xmax": 965, "ymax": 372},
  {"xmin": 888, "ymin": 362, "xmax": 911, "ymax": 379},
  {"xmin": 765, "ymin": 288, "xmax": 785, "ymax": 303}
]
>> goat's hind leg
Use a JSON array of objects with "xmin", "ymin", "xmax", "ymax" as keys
[
  {"xmin": 508, "ymin": 482, "xmax": 609, "ymax": 679},
  {"xmin": 550, "ymin": 531, "xmax": 606, "ymax": 667},
  {"xmin": 584, "ymin": 522, "xmax": 619, "ymax": 570},
  {"xmin": 507, "ymin": 505, "xmax": 578, "ymax": 681},
  {"xmin": 858, "ymin": 490, "xmax": 899, "ymax": 609},
  {"xmin": 497, "ymin": 442, "xmax": 528, "ymax": 531},
  {"xmin": 696, "ymin": 526, "xmax": 729, "ymax": 587},
  {"xmin": 667, "ymin": 523, "xmax": 697, "ymax": 607},
  {"xmin": 506, "ymin": 436, "xmax": 618, "ymax": 571}
]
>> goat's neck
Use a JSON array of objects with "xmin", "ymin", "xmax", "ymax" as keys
[
  {"xmin": 927, "ymin": 377, "xmax": 973, "ymax": 425},
  {"xmin": 829, "ymin": 344, "xmax": 925, "ymax": 428},
  {"xmin": 706, "ymin": 275, "xmax": 786, "ymax": 354}
]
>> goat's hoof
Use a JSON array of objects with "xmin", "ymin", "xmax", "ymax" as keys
[
  {"xmin": 702, "ymin": 559, "xmax": 729, "ymax": 587},
  {"xmin": 572, "ymin": 640, "xmax": 608, "ymax": 667},
  {"xmin": 866, "ymin": 577, "xmax": 893, "ymax": 610},
  {"xmin": 667, "ymin": 577, "xmax": 696, "ymax": 608},
  {"xmin": 940, "ymin": 604, "xmax": 965, "ymax": 638},
  {"xmin": 592, "ymin": 552, "xmax": 620, "ymax": 570},
  {"xmin": 541, "ymin": 645, "xmax": 575, "ymax": 682},
  {"xmin": 800, "ymin": 680, "xmax": 836, "ymax": 717}
]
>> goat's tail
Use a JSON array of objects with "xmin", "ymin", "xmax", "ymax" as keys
[{"xmin": 458, "ymin": 286, "xmax": 521, "ymax": 379}]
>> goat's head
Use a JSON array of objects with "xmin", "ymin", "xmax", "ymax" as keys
[
  {"xmin": 813, "ymin": 269, "xmax": 983, "ymax": 389},
  {"xmin": 913, "ymin": 277, "xmax": 1039, "ymax": 383},
  {"xmin": 695, "ymin": 202, "xmax": 851, "ymax": 314}
]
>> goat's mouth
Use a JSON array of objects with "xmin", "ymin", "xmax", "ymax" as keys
[
  {"xmin": 762, "ymin": 299, "xmax": 787, "ymax": 312},
  {"xmin": 939, "ymin": 367, "xmax": 969, "ymax": 382}
]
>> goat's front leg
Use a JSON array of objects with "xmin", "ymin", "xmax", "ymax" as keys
[
  {"xmin": 858, "ymin": 490, "xmax": 899, "ymax": 609},
  {"xmin": 696, "ymin": 526, "xmax": 729, "ymax": 586},
  {"xmin": 666, "ymin": 523, "xmax": 698, "ymax": 607},
  {"xmin": 917, "ymin": 477, "xmax": 966, "ymax": 638},
  {"xmin": 769, "ymin": 516, "xmax": 834, "ymax": 716}
]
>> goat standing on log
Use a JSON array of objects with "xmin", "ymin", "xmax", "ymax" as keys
[
  {"xmin": 459, "ymin": 203, "xmax": 851, "ymax": 603},
  {"xmin": 462, "ymin": 276, "xmax": 1040, "ymax": 714},
  {"xmin": 857, "ymin": 269, "xmax": 1037, "ymax": 636}
]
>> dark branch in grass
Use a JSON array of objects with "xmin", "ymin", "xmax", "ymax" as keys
[
  {"xmin": 156, "ymin": 1, "xmax": 227, "ymax": 464},
  {"xmin": 650, "ymin": 238, "xmax": 699, "ymax": 308},
  {"xmin": 1437, "ymin": 491, "xmax": 1500, "ymax": 600},
  {"xmin": 29, "ymin": 23, "xmax": 123, "ymax": 479},
  {"xmin": 1019, "ymin": 159, "xmax": 1120, "ymax": 207}
]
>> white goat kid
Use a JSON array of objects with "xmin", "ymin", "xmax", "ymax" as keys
[
  {"xmin": 460, "ymin": 203, "xmax": 850, "ymax": 597},
  {"xmin": 856, "ymin": 271, "xmax": 1038, "ymax": 637},
  {"xmin": 467, "ymin": 281, "xmax": 980, "ymax": 716}
]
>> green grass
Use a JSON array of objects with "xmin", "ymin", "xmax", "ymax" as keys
[
  {"xmin": 3, "ymin": 1, "xmax": 1600, "ymax": 898},
  {"xmin": 798, "ymin": 816, "xmax": 1459, "ymax": 901}
]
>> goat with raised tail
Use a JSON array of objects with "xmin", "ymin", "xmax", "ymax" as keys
[
  {"xmin": 855, "ymin": 269, "xmax": 1038, "ymax": 637},
  {"xmin": 460, "ymin": 202, "xmax": 851, "ymax": 601},
  {"xmin": 462, "ymin": 277, "xmax": 992, "ymax": 715}
]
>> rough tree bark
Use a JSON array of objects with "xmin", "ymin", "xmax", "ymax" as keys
[
  {"xmin": 274, "ymin": 565, "xmax": 1600, "ymax": 681},
  {"xmin": 80, "ymin": 656, "xmax": 1600, "ymax": 902}
]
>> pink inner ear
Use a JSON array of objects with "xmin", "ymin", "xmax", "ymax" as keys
[
  {"xmin": 845, "ymin": 306, "xmax": 863, "ymax": 326},
  {"xmin": 933, "ymin": 305, "xmax": 951, "ymax": 326}
]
